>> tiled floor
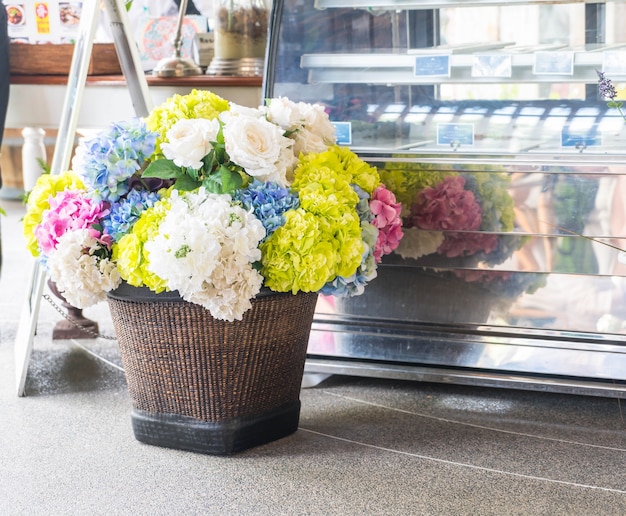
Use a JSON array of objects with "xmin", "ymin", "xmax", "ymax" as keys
[{"xmin": 1, "ymin": 197, "xmax": 625, "ymax": 515}]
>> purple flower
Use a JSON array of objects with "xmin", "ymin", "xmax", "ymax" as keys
[{"xmin": 597, "ymin": 70, "xmax": 618, "ymax": 101}]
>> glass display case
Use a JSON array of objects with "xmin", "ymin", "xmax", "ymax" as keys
[{"xmin": 263, "ymin": 0, "xmax": 626, "ymax": 396}]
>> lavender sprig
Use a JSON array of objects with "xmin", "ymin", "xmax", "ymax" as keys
[{"xmin": 597, "ymin": 70, "xmax": 626, "ymax": 121}]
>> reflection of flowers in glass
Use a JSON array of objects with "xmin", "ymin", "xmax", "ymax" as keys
[
  {"xmin": 410, "ymin": 175, "xmax": 481, "ymax": 232},
  {"xmin": 452, "ymin": 269, "xmax": 547, "ymax": 300},
  {"xmin": 24, "ymin": 91, "xmax": 404, "ymax": 321},
  {"xmin": 408, "ymin": 175, "xmax": 499, "ymax": 259},
  {"xmin": 380, "ymin": 163, "xmax": 516, "ymax": 265}
]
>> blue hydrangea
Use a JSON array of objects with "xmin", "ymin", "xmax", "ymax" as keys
[
  {"xmin": 77, "ymin": 119, "xmax": 157, "ymax": 203},
  {"xmin": 102, "ymin": 188, "xmax": 160, "ymax": 242},
  {"xmin": 234, "ymin": 180, "xmax": 299, "ymax": 241},
  {"xmin": 352, "ymin": 184, "xmax": 374, "ymax": 223}
]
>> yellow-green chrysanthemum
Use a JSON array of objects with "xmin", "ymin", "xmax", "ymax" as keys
[
  {"xmin": 331, "ymin": 145, "xmax": 380, "ymax": 194},
  {"xmin": 261, "ymin": 208, "xmax": 339, "ymax": 293},
  {"xmin": 112, "ymin": 196, "xmax": 171, "ymax": 292}
]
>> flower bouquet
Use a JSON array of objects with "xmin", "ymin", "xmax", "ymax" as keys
[
  {"xmin": 22, "ymin": 90, "xmax": 404, "ymax": 454},
  {"xmin": 23, "ymin": 89, "xmax": 403, "ymax": 322}
]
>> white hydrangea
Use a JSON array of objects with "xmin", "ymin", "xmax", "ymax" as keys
[
  {"xmin": 47, "ymin": 229, "xmax": 121, "ymax": 308},
  {"xmin": 395, "ymin": 227, "xmax": 444, "ymax": 260},
  {"xmin": 145, "ymin": 188, "xmax": 266, "ymax": 321}
]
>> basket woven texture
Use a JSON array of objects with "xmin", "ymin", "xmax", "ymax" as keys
[{"xmin": 108, "ymin": 288, "xmax": 319, "ymax": 423}]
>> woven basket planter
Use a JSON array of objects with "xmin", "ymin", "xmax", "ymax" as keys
[{"xmin": 107, "ymin": 282, "xmax": 319, "ymax": 455}]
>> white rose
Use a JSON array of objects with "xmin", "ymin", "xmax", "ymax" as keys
[
  {"xmin": 257, "ymin": 146, "xmax": 297, "ymax": 186},
  {"xmin": 265, "ymin": 97, "xmax": 303, "ymax": 132},
  {"xmin": 284, "ymin": 102, "xmax": 335, "ymax": 154},
  {"xmin": 161, "ymin": 118, "xmax": 220, "ymax": 170},
  {"xmin": 222, "ymin": 113, "xmax": 294, "ymax": 179},
  {"xmin": 298, "ymin": 102, "xmax": 336, "ymax": 149},
  {"xmin": 292, "ymin": 127, "xmax": 327, "ymax": 155},
  {"xmin": 228, "ymin": 103, "xmax": 264, "ymax": 118}
]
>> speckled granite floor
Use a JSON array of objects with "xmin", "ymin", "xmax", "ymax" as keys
[{"xmin": 1, "ymin": 197, "xmax": 625, "ymax": 515}]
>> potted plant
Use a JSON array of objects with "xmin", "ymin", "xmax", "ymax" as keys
[{"xmin": 22, "ymin": 89, "xmax": 403, "ymax": 454}]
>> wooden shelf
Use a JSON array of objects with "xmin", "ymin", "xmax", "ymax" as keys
[{"xmin": 10, "ymin": 74, "xmax": 264, "ymax": 87}]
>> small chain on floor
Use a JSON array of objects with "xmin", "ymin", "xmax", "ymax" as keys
[{"xmin": 43, "ymin": 293, "xmax": 117, "ymax": 340}]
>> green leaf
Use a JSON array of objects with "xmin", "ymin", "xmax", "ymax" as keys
[
  {"xmin": 142, "ymin": 159, "xmax": 181, "ymax": 180},
  {"xmin": 220, "ymin": 165, "xmax": 243, "ymax": 193},
  {"xmin": 202, "ymin": 176, "xmax": 222, "ymax": 194},
  {"xmin": 174, "ymin": 175, "xmax": 202, "ymax": 191},
  {"xmin": 201, "ymin": 150, "xmax": 217, "ymax": 175},
  {"xmin": 187, "ymin": 166, "xmax": 200, "ymax": 181},
  {"xmin": 37, "ymin": 157, "xmax": 50, "ymax": 174},
  {"xmin": 216, "ymin": 126, "xmax": 225, "ymax": 145},
  {"xmin": 200, "ymin": 165, "xmax": 240, "ymax": 195}
]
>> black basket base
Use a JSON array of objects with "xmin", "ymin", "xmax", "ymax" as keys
[{"xmin": 131, "ymin": 401, "xmax": 301, "ymax": 455}]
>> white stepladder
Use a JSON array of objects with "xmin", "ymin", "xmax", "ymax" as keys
[{"xmin": 14, "ymin": 0, "xmax": 153, "ymax": 396}]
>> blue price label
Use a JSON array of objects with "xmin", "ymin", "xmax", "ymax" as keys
[
  {"xmin": 437, "ymin": 123, "xmax": 474, "ymax": 146},
  {"xmin": 414, "ymin": 55, "xmax": 450, "ymax": 77},
  {"xmin": 561, "ymin": 128, "xmax": 600, "ymax": 148},
  {"xmin": 333, "ymin": 122, "xmax": 352, "ymax": 146}
]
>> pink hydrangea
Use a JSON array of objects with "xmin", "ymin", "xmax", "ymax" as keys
[
  {"xmin": 370, "ymin": 185, "xmax": 403, "ymax": 263},
  {"xmin": 35, "ymin": 190, "xmax": 110, "ymax": 255},
  {"xmin": 409, "ymin": 175, "xmax": 498, "ymax": 258},
  {"xmin": 410, "ymin": 175, "xmax": 482, "ymax": 231}
]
